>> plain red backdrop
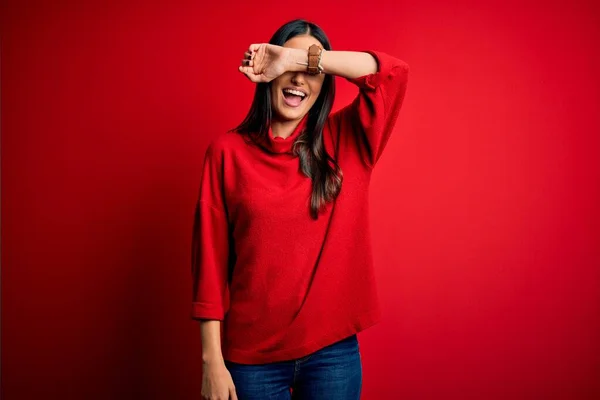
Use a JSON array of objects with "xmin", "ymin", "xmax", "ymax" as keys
[{"xmin": 2, "ymin": 0, "xmax": 599, "ymax": 398}]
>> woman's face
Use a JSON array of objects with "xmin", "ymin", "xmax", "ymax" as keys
[{"xmin": 270, "ymin": 34, "xmax": 326, "ymax": 122}]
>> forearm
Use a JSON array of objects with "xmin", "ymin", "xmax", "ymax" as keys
[
  {"xmin": 286, "ymin": 48, "xmax": 378, "ymax": 79},
  {"xmin": 200, "ymin": 319, "xmax": 224, "ymax": 364}
]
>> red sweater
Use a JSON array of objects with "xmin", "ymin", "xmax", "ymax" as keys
[{"xmin": 191, "ymin": 50, "xmax": 409, "ymax": 364}]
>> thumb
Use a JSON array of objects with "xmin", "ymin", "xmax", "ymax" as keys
[
  {"xmin": 229, "ymin": 386, "xmax": 238, "ymax": 400},
  {"xmin": 238, "ymin": 66, "xmax": 260, "ymax": 83}
]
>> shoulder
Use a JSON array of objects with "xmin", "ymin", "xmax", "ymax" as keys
[{"xmin": 205, "ymin": 130, "xmax": 244, "ymax": 158}]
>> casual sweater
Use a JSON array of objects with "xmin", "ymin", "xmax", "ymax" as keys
[{"xmin": 191, "ymin": 50, "xmax": 409, "ymax": 364}]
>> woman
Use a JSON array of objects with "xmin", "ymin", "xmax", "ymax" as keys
[{"xmin": 191, "ymin": 19, "xmax": 409, "ymax": 400}]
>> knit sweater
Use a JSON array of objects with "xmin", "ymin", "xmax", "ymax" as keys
[{"xmin": 191, "ymin": 50, "xmax": 409, "ymax": 364}]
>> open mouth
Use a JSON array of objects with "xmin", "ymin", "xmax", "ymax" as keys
[{"xmin": 282, "ymin": 88, "xmax": 307, "ymax": 107}]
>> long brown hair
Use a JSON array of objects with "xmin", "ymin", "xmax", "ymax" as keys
[{"xmin": 230, "ymin": 19, "xmax": 343, "ymax": 220}]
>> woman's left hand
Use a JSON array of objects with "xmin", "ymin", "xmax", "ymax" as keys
[{"xmin": 239, "ymin": 43, "xmax": 291, "ymax": 83}]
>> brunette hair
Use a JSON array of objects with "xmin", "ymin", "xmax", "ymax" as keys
[{"xmin": 230, "ymin": 19, "xmax": 343, "ymax": 220}]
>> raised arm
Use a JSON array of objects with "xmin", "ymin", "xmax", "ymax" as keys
[
  {"xmin": 289, "ymin": 49, "xmax": 410, "ymax": 169},
  {"xmin": 286, "ymin": 49, "xmax": 380, "ymax": 79},
  {"xmin": 238, "ymin": 44, "xmax": 409, "ymax": 169}
]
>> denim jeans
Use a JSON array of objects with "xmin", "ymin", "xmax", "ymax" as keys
[{"xmin": 224, "ymin": 334, "xmax": 362, "ymax": 400}]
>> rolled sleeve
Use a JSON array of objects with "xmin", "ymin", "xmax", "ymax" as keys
[{"xmin": 191, "ymin": 142, "xmax": 232, "ymax": 321}]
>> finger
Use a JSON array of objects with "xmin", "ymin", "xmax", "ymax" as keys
[
  {"xmin": 239, "ymin": 65, "xmax": 263, "ymax": 82},
  {"xmin": 238, "ymin": 66, "xmax": 258, "ymax": 82},
  {"xmin": 241, "ymin": 59, "xmax": 253, "ymax": 67},
  {"xmin": 244, "ymin": 51, "xmax": 253, "ymax": 59},
  {"xmin": 239, "ymin": 65, "xmax": 256, "ymax": 74},
  {"xmin": 248, "ymin": 43, "xmax": 261, "ymax": 53},
  {"xmin": 230, "ymin": 386, "xmax": 238, "ymax": 400}
]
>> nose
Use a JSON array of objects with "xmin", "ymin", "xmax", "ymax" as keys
[{"xmin": 290, "ymin": 71, "xmax": 306, "ymax": 86}]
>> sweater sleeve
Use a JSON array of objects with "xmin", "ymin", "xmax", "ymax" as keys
[
  {"xmin": 191, "ymin": 141, "xmax": 231, "ymax": 321},
  {"xmin": 330, "ymin": 50, "xmax": 409, "ymax": 169}
]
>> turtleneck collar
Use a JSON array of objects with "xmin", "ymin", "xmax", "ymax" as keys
[{"xmin": 263, "ymin": 114, "xmax": 309, "ymax": 154}]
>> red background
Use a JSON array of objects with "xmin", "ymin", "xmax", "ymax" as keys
[{"xmin": 2, "ymin": 1, "xmax": 599, "ymax": 399}]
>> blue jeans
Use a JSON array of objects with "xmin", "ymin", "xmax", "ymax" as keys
[{"xmin": 224, "ymin": 334, "xmax": 362, "ymax": 400}]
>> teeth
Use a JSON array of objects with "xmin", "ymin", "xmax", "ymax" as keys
[{"xmin": 283, "ymin": 89, "xmax": 306, "ymax": 98}]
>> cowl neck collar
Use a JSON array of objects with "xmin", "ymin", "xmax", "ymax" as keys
[{"xmin": 263, "ymin": 114, "xmax": 309, "ymax": 154}]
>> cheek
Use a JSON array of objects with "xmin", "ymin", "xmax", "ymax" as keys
[
  {"xmin": 270, "ymin": 86, "xmax": 279, "ymax": 101},
  {"xmin": 270, "ymin": 77, "xmax": 286, "ymax": 100},
  {"xmin": 308, "ymin": 83, "xmax": 324, "ymax": 105}
]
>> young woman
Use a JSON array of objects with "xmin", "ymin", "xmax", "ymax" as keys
[{"xmin": 191, "ymin": 19, "xmax": 409, "ymax": 400}]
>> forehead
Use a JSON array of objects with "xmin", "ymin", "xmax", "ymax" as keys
[{"xmin": 283, "ymin": 34, "xmax": 322, "ymax": 49}]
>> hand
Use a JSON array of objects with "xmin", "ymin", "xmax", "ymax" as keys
[
  {"xmin": 238, "ymin": 43, "xmax": 292, "ymax": 83},
  {"xmin": 201, "ymin": 360, "xmax": 238, "ymax": 400}
]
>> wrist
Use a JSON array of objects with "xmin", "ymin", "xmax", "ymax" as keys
[
  {"xmin": 202, "ymin": 351, "xmax": 224, "ymax": 365},
  {"xmin": 286, "ymin": 48, "xmax": 309, "ymax": 72}
]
